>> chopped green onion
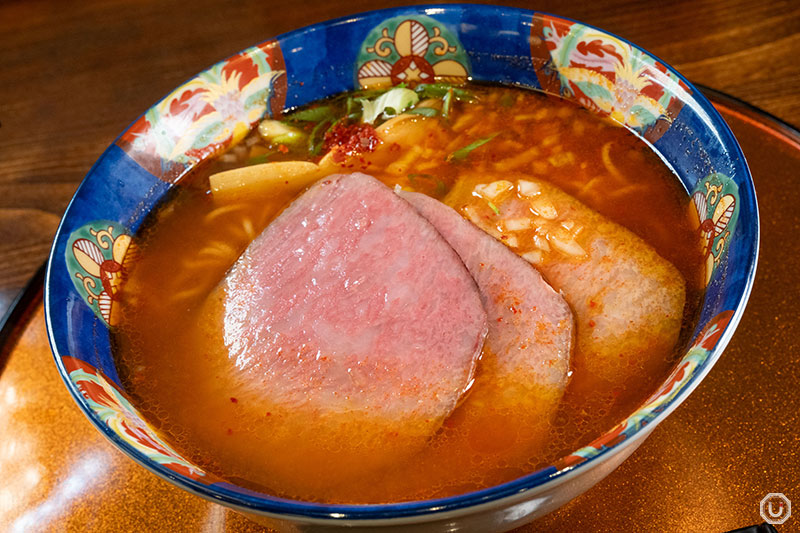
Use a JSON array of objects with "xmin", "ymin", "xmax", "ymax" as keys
[
  {"xmin": 308, "ymin": 119, "xmax": 332, "ymax": 156},
  {"xmin": 435, "ymin": 179, "xmax": 448, "ymax": 196},
  {"xmin": 448, "ymin": 132, "xmax": 501, "ymax": 162},
  {"xmin": 442, "ymin": 88, "xmax": 453, "ymax": 119},
  {"xmin": 406, "ymin": 107, "xmax": 439, "ymax": 117},
  {"xmin": 415, "ymin": 83, "xmax": 478, "ymax": 103},
  {"xmin": 246, "ymin": 152, "xmax": 275, "ymax": 165},
  {"xmin": 345, "ymin": 97, "xmax": 357, "ymax": 116},
  {"xmin": 487, "ymin": 201, "xmax": 501, "ymax": 215},
  {"xmin": 284, "ymin": 106, "xmax": 335, "ymax": 123}
]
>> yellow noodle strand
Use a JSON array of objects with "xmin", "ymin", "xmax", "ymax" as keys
[
  {"xmin": 204, "ymin": 204, "xmax": 247, "ymax": 224},
  {"xmin": 241, "ymin": 218, "xmax": 256, "ymax": 240},
  {"xmin": 170, "ymin": 285, "xmax": 210, "ymax": 302},
  {"xmin": 180, "ymin": 257, "xmax": 229, "ymax": 270},
  {"xmin": 608, "ymin": 184, "xmax": 647, "ymax": 199},
  {"xmin": 197, "ymin": 241, "xmax": 237, "ymax": 260},
  {"xmin": 601, "ymin": 141, "xmax": 626, "ymax": 183},
  {"xmin": 493, "ymin": 146, "xmax": 541, "ymax": 173}
]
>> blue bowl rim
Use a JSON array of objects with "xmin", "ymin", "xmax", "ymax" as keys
[{"xmin": 44, "ymin": 2, "xmax": 759, "ymax": 522}]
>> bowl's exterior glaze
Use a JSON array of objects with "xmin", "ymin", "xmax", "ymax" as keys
[{"xmin": 45, "ymin": 5, "xmax": 758, "ymax": 531}]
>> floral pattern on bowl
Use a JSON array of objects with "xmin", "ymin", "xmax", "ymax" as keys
[
  {"xmin": 63, "ymin": 356, "xmax": 213, "ymax": 482},
  {"xmin": 691, "ymin": 173, "xmax": 740, "ymax": 285},
  {"xmin": 530, "ymin": 14, "xmax": 691, "ymax": 142},
  {"xmin": 116, "ymin": 41, "xmax": 287, "ymax": 182},
  {"xmin": 356, "ymin": 15, "xmax": 470, "ymax": 88},
  {"xmin": 65, "ymin": 220, "xmax": 136, "ymax": 326}
]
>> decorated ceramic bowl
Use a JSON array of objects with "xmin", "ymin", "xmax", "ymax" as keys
[{"xmin": 45, "ymin": 4, "xmax": 758, "ymax": 531}]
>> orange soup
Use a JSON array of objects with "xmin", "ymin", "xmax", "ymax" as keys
[{"xmin": 113, "ymin": 84, "xmax": 704, "ymax": 503}]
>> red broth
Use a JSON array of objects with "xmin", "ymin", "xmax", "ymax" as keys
[{"xmin": 113, "ymin": 85, "xmax": 704, "ymax": 503}]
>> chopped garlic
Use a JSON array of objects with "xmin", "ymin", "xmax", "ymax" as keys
[
  {"xmin": 549, "ymin": 228, "xmax": 587, "ymax": 257},
  {"xmin": 517, "ymin": 179, "xmax": 541, "ymax": 197},
  {"xmin": 485, "ymin": 224, "xmax": 503, "ymax": 239},
  {"xmin": 531, "ymin": 198, "xmax": 558, "ymax": 220},
  {"xmin": 463, "ymin": 206, "xmax": 503, "ymax": 239},
  {"xmin": 473, "ymin": 180, "xmax": 513, "ymax": 200},
  {"xmin": 500, "ymin": 234, "xmax": 519, "ymax": 248},
  {"xmin": 533, "ymin": 234, "xmax": 550, "ymax": 252},
  {"xmin": 462, "ymin": 205, "xmax": 482, "ymax": 226},
  {"xmin": 504, "ymin": 218, "xmax": 532, "ymax": 231},
  {"xmin": 522, "ymin": 250, "xmax": 543, "ymax": 264}
]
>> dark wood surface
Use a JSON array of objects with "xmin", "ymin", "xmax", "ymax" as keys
[{"xmin": 0, "ymin": 0, "xmax": 798, "ymax": 317}]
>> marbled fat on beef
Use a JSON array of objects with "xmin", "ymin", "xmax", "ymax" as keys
[
  {"xmin": 399, "ymin": 190, "xmax": 574, "ymax": 398},
  {"xmin": 215, "ymin": 172, "xmax": 488, "ymax": 434}
]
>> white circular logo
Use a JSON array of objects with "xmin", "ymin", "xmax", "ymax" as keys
[{"xmin": 760, "ymin": 493, "xmax": 791, "ymax": 525}]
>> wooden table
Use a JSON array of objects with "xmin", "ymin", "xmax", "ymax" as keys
[{"xmin": 1, "ymin": 1, "xmax": 799, "ymax": 531}]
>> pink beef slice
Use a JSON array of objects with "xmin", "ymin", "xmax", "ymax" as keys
[
  {"xmin": 214, "ymin": 173, "xmax": 487, "ymax": 434},
  {"xmin": 398, "ymin": 190, "xmax": 574, "ymax": 401}
]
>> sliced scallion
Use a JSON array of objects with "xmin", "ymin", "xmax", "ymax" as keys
[
  {"xmin": 309, "ymin": 119, "xmax": 332, "ymax": 156},
  {"xmin": 246, "ymin": 152, "xmax": 275, "ymax": 165},
  {"xmin": 442, "ymin": 87, "xmax": 453, "ymax": 119},
  {"xmin": 415, "ymin": 83, "xmax": 478, "ymax": 103},
  {"xmin": 448, "ymin": 132, "xmax": 501, "ymax": 162},
  {"xmin": 406, "ymin": 107, "xmax": 439, "ymax": 117},
  {"xmin": 284, "ymin": 106, "xmax": 335, "ymax": 123}
]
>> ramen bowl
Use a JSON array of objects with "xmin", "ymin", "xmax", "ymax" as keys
[{"xmin": 45, "ymin": 4, "xmax": 757, "ymax": 531}]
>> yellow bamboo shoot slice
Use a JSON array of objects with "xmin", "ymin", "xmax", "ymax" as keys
[{"xmin": 210, "ymin": 161, "xmax": 326, "ymax": 202}]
